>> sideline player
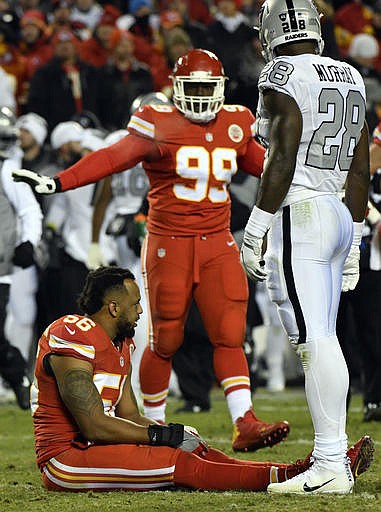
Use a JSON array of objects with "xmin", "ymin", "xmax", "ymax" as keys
[
  {"xmin": 241, "ymin": 0, "xmax": 370, "ymax": 494},
  {"xmin": 13, "ymin": 49, "xmax": 289, "ymax": 453},
  {"xmin": 31, "ymin": 266, "xmax": 374, "ymax": 491}
]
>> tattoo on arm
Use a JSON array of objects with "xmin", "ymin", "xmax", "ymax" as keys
[{"xmin": 59, "ymin": 368, "xmax": 103, "ymax": 418}]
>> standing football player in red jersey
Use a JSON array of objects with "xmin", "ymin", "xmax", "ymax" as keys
[{"xmin": 13, "ymin": 49, "xmax": 289, "ymax": 452}]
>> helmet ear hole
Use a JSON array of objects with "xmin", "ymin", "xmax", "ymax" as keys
[{"xmin": 171, "ymin": 49, "xmax": 227, "ymax": 123}]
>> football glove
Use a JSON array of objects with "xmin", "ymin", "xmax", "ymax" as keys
[
  {"xmin": 87, "ymin": 242, "xmax": 107, "ymax": 270},
  {"xmin": 342, "ymin": 221, "xmax": 364, "ymax": 292},
  {"xmin": 178, "ymin": 426, "xmax": 208, "ymax": 455},
  {"xmin": 12, "ymin": 169, "xmax": 59, "ymax": 194},
  {"xmin": 240, "ymin": 232, "xmax": 267, "ymax": 282}
]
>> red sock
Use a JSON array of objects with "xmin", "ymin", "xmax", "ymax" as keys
[
  {"xmin": 139, "ymin": 346, "xmax": 171, "ymax": 404},
  {"xmin": 174, "ymin": 450, "xmax": 291, "ymax": 491}
]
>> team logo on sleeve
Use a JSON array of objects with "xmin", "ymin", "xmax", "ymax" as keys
[{"xmin": 228, "ymin": 124, "xmax": 244, "ymax": 143}]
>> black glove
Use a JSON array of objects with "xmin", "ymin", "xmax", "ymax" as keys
[
  {"xmin": 12, "ymin": 241, "xmax": 35, "ymax": 268},
  {"xmin": 148, "ymin": 423, "xmax": 184, "ymax": 447}
]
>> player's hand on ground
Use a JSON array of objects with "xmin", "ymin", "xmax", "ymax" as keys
[
  {"xmin": 240, "ymin": 232, "xmax": 267, "ymax": 281},
  {"xmin": 179, "ymin": 426, "xmax": 209, "ymax": 455},
  {"xmin": 12, "ymin": 169, "xmax": 57, "ymax": 194}
]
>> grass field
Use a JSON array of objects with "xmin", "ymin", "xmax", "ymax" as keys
[{"xmin": 0, "ymin": 387, "xmax": 380, "ymax": 512}]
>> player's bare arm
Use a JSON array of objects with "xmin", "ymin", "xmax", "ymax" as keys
[
  {"xmin": 345, "ymin": 123, "xmax": 370, "ymax": 222},
  {"xmin": 256, "ymin": 89, "xmax": 302, "ymax": 213},
  {"xmin": 49, "ymin": 354, "xmax": 151, "ymax": 445},
  {"xmin": 116, "ymin": 371, "xmax": 157, "ymax": 427}
]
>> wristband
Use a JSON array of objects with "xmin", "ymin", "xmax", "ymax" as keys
[
  {"xmin": 148, "ymin": 423, "xmax": 184, "ymax": 447},
  {"xmin": 245, "ymin": 206, "xmax": 274, "ymax": 239},
  {"xmin": 352, "ymin": 221, "xmax": 364, "ymax": 246},
  {"xmin": 54, "ymin": 177, "xmax": 62, "ymax": 193}
]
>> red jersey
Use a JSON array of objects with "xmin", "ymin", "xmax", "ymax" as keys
[
  {"xmin": 31, "ymin": 314, "xmax": 134, "ymax": 467},
  {"xmin": 57, "ymin": 105, "xmax": 265, "ymax": 236}
]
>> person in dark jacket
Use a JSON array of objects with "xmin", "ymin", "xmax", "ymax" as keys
[{"xmin": 26, "ymin": 28, "xmax": 100, "ymax": 134}]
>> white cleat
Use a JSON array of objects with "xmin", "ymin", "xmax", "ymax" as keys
[{"xmin": 267, "ymin": 460, "xmax": 354, "ymax": 495}]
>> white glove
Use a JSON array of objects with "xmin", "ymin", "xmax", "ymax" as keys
[
  {"xmin": 342, "ymin": 221, "xmax": 364, "ymax": 292},
  {"xmin": 12, "ymin": 169, "xmax": 57, "ymax": 194},
  {"xmin": 87, "ymin": 242, "xmax": 107, "ymax": 270},
  {"xmin": 177, "ymin": 426, "xmax": 209, "ymax": 455},
  {"xmin": 240, "ymin": 232, "xmax": 267, "ymax": 281}
]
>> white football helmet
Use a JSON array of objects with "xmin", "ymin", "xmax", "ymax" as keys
[
  {"xmin": 170, "ymin": 49, "xmax": 227, "ymax": 124},
  {"xmin": 259, "ymin": 0, "xmax": 324, "ymax": 62}
]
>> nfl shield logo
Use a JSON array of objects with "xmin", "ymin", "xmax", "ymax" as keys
[
  {"xmin": 120, "ymin": 356, "xmax": 124, "ymax": 367},
  {"xmin": 158, "ymin": 248, "xmax": 166, "ymax": 258}
]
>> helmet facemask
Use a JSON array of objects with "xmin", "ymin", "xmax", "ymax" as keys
[{"xmin": 172, "ymin": 73, "xmax": 226, "ymax": 123}]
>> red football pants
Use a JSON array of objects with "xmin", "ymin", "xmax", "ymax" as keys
[
  {"xmin": 41, "ymin": 444, "xmax": 291, "ymax": 492},
  {"xmin": 139, "ymin": 231, "xmax": 250, "ymax": 406}
]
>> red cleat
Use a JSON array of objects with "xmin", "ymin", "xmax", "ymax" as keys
[
  {"xmin": 232, "ymin": 409, "xmax": 290, "ymax": 452},
  {"xmin": 347, "ymin": 435, "xmax": 375, "ymax": 480},
  {"xmin": 286, "ymin": 435, "xmax": 375, "ymax": 481}
]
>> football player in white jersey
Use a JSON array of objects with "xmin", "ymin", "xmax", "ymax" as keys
[{"xmin": 241, "ymin": 0, "xmax": 370, "ymax": 495}]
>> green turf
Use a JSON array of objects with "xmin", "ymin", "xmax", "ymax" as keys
[{"xmin": 0, "ymin": 388, "xmax": 380, "ymax": 511}]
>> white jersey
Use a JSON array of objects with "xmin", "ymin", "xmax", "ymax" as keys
[
  {"xmin": 256, "ymin": 53, "xmax": 366, "ymax": 206},
  {"xmin": 111, "ymin": 163, "xmax": 149, "ymax": 216}
]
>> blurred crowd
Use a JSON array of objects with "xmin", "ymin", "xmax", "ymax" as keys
[{"xmin": 1, "ymin": 0, "xmax": 381, "ymax": 422}]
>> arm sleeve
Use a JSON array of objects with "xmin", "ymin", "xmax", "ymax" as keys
[
  {"xmin": 237, "ymin": 138, "xmax": 265, "ymax": 178},
  {"xmin": 57, "ymin": 134, "xmax": 161, "ymax": 192}
]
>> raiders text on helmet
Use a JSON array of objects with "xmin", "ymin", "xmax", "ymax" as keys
[
  {"xmin": 259, "ymin": 0, "xmax": 324, "ymax": 62},
  {"xmin": 170, "ymin": 49, "xmax": 227, "ymax": 124}
]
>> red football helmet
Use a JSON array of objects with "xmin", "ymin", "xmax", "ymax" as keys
[{"xmin": 170, "ymin": 49, "xmax": 227, "ymax": 123}]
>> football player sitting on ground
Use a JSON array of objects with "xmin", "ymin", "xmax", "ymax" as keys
[
  {"xmin": 14, "ymin": 48, "xmax": 288, "ymax": 453},
  {"xmin": 30, "ymin": 266, "xmax": 374, "ymax": 492}
]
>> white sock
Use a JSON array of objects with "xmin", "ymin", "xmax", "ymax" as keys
[
  {"xmin": 143, "ymin": 403, "xmax": 166, "ymax": 423},
  {"xmin": 296, "ymin": 336, "xmax": 348, "ymax": 464},
  {"xmin": 226, "ymin": 388, "xmax": 252, "ymax": 423}
]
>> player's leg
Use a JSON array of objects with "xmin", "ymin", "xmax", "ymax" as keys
[
  {"xmin": 139, "ymin": 233, "xmax": 193, "ymax": 421},
  {"xmin": 194, "ymin": 231, "xmax": 289, "ymax": 452},
  {"xmin": 266, "ymin": 196, "xmax": 354, "ymax": 494}
]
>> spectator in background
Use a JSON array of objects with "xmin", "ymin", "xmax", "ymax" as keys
[
  {"xmin": 79, "ymin": 4, "xmax": 121, "ymax": 67},
  {"xmin": 158, "ymin": 0, "xmax": 213, "ymax": 26},
  {"xmin": 207, "ymin": 0, "xmax": 254, "ymax": 103},
  {"xmin": 97, "ymin": 28, "xmax": 154, "ymax": 130},
  {"xmin": 334, "ymin": 0, "xmax": 374, "ymax": 59},
  {"xmin": 159, "ymin": 7, "xmax": 210, "ymax": 50},
  {"xmin": 346, "ymin": 32, "xmax": 381, "ymax": 131},
  {"xmin": 47, "ymin": 0, "xmax": 81, "ymax": 38},
  {"xmin": 26, "ymin": 28, "xmax": 99, "ymax": 134},
  {"xmin": 117, "ymin": 0, "xmax": 172, "ymax": 92},
  {"xmin": 231, "ymin": 27, "xmax": 265, "ymax": 112},
  {"xmin": 18, "ymin": 9, "xmax": 53, "ymax": 110},
  {"xmin": 70, "ymin": 0, "xmax": 104, "ymax": 38},
  {"xmin": 162, "ymin": 25, "xmax": 192, "ymax": 69},
  {"xmin": 0, "ymin": 14, "xmax": 26, "ymax": 113}
]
